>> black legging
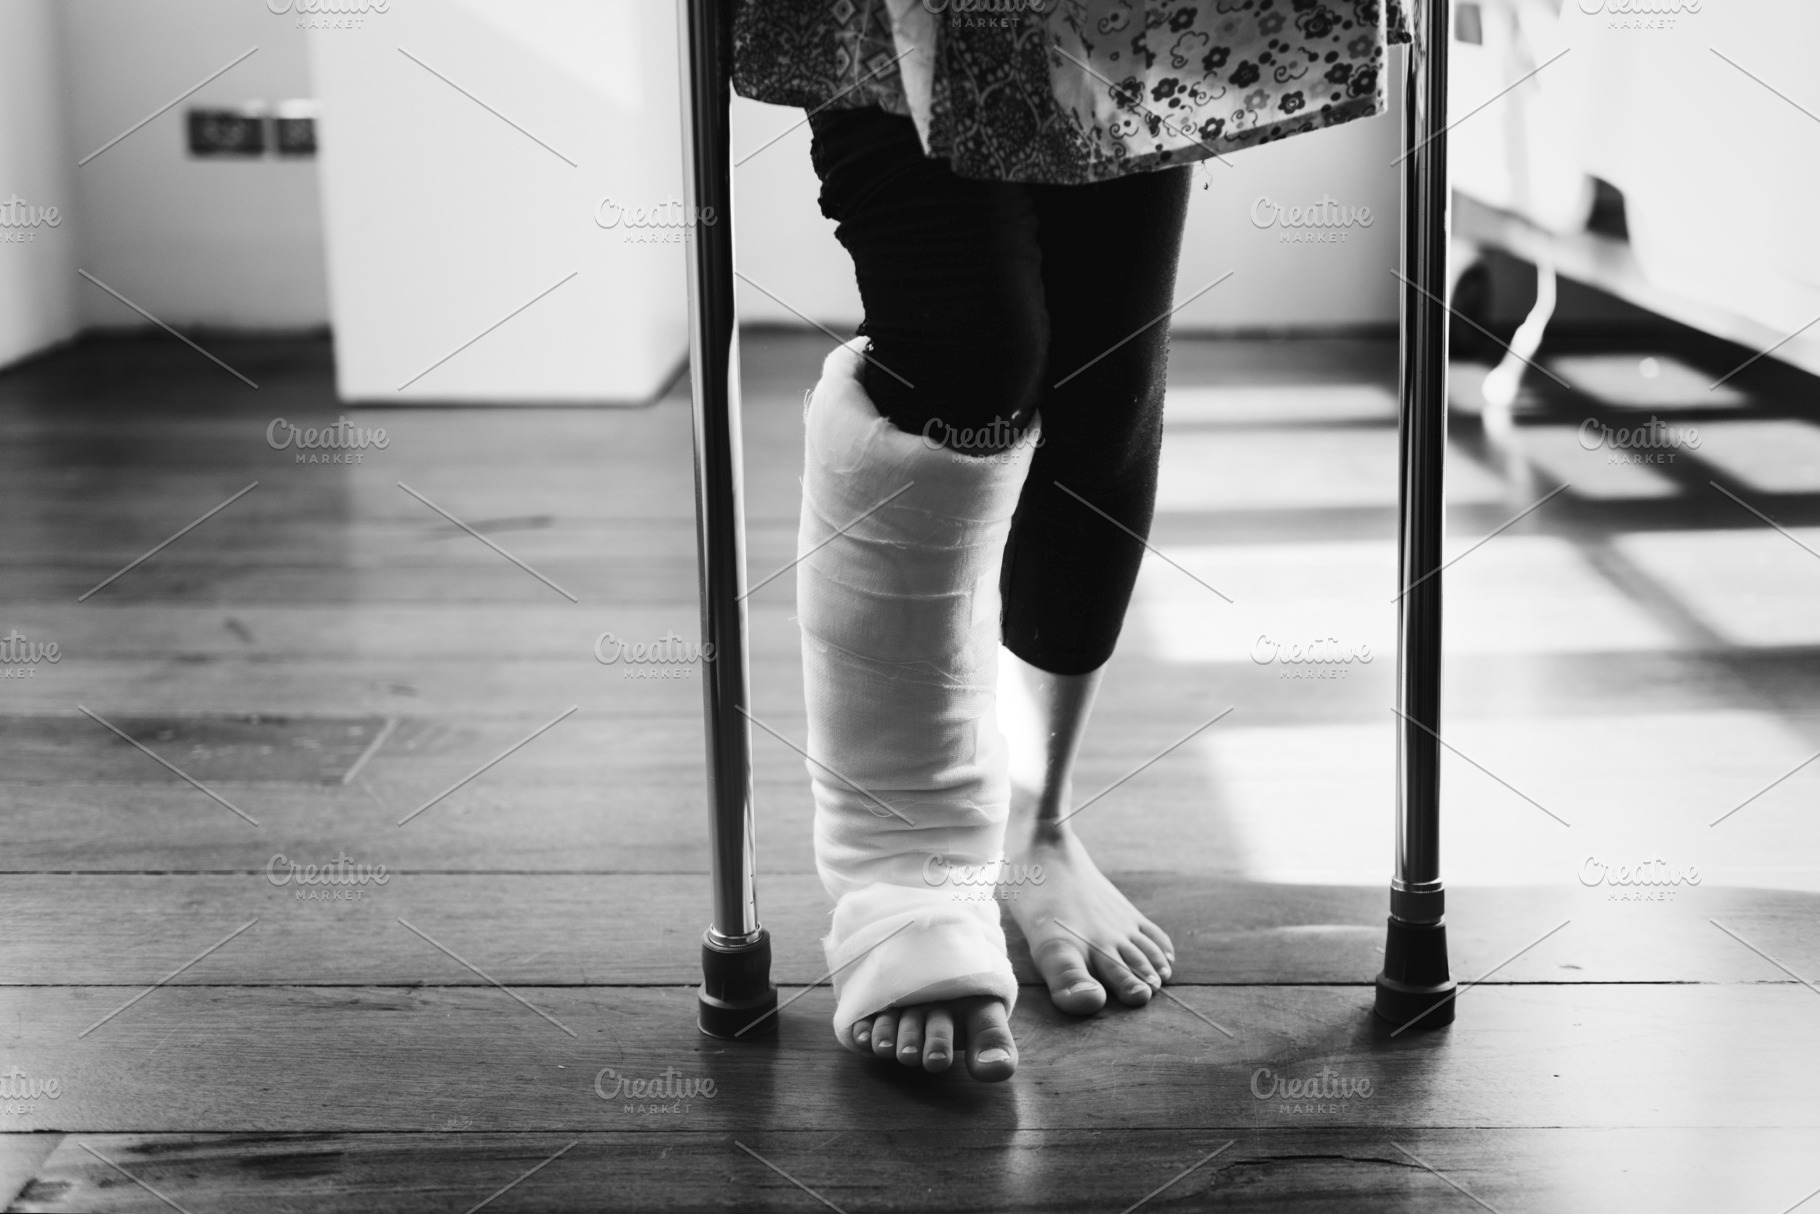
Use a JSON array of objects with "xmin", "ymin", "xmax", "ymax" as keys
[{"xmin": 806, "ymin": 106, "xmax": 1192, "ymax": 677}]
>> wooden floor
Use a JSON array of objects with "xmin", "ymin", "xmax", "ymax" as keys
[{"xmin": 3, "ymin": 327, "xmax": 1819, "ymax": 1211}]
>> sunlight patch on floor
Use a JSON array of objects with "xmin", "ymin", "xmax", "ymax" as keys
[
  {"xmin": 1156, "ymin": 430, "xmax": 1510, "ymax": 512},
  {"xmin": 1193, "ymin": 711, "xmax": 1820, "ymax": 889},
  {"xmin": 1164, "ymin": 383, "xmax": 1398, "ymax": 426},
  {"xmin": 1131, "ymin": 534, "xmax": 1681, "ymax": 661},
  {"xmin": 1615, "ymin": 526, "xmax": 1820, "ymax": 647}
]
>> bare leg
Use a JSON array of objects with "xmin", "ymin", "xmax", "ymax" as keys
[{"xmin": 995, "ymin": 647, "xmax": 1176, "ymax": 1014}]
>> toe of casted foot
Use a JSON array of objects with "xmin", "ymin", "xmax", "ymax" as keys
[
  {"xmin": 962, "ymin": 997, "xmax": 1017, "ymax": 1082},
  {"xmin": 922, "ymin": 1005, "xmax": 956, "ymax": 1072},
  {"xmin": 869, "ymin": 1010, "xmax": 900, "ymax": 1058},
  {"xmin": 895, "ymin": 1008, "xmax": 926, "ymax": 1067}
]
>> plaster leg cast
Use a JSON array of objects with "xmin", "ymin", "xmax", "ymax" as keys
[{"xmin": 797, "ymin": 340, "xmax": 1034, "ymax": 1074}]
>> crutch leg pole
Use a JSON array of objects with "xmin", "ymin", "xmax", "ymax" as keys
[
  {"xmin": 678, "ymin": 0, "xmax": 777, "ymax": 1038},
  {"xmin": 1375, "ymin": 0, "xmax": 1457, "ymax": 1030}
]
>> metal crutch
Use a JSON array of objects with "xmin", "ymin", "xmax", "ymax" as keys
[
  {"xmin": 1375, "ymin": 0, "xmax": 1457, "ymax": 1030},
  {"xmin": 676, "ymin": 0, "xmax": 1450, "ymax": 1034},
  {"xmin": 678, "ymin": 0, "xmax": 778, "ymax": 1038}
]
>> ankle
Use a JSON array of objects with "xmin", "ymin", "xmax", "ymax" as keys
[{"xmin": 1006, "ymin": 797, "xmax": 1074, "ymax": 854}]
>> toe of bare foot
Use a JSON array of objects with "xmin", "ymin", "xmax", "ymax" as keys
[
  {"xmin": 1030, "ymin": 937, "xmax": 1110, "ymax": 1015},
  {"xmin": 1008, "ymin": 825, "xmax": 1177, "ymax": 1015}
]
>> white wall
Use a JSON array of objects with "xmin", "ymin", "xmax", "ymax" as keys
[
  {"xmin": 728, "ymin": 98, "xmax": 864, "ymax": 328},
  {"xmin": 308, "ymin": 0, "xmax": 686, "ymax": 402},
  {"xmin": 1173, "ymin": 105, "xmax": 1403, "ymax": 330},
  {"xmin": 59, "ymin": 0, "xmax": 329, "ymax": 330},
  {"xmin": 0, "ymin": 0, "xmax": 78, "ymax": 366}
]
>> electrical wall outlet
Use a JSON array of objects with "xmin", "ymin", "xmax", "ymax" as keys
[
  {"xmin": 187, "ymin": 106, "xmax": 267, "ymax": 156},
  {"xmin": 186, "ymin": 102, "xmax": 319, "ymax": 158},
  {"xmin": 274, "ymin": 99, "xmax": 319, "ymax": 157}
]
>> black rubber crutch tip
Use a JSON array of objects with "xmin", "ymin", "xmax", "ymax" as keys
[
  {"xmin": 1373, "ymin": 917, "xmax": 1456, "ymax": 1030},
  {"xmin": 697, "ymin": 929, "xmax": 780, "ymax": 1039}
]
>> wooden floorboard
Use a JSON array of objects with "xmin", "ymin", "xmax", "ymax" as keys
[
  {"xmin": 7, "ymin": 651, "xmax": 1809, "ymax": 718},
  {"xmin": 0, "ymin": 1136, "xmax": 61, "ymax": 1214},
  {"xmin": 7, "ymin": 330, "xmax": 1819, "ymax": 1208},
  {"xmin": 2, "ymin": 875, "xmax": 1815, "ymax": 986},
  {"xmin": 6, "ymin": 985, "xmax": 1819, "ymax": 1133},
  {"xmin": 13, "ymin": 1129, "xmax": 1820, "ymax": 1213}
]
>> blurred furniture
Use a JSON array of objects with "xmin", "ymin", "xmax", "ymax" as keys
[{"xmin": 1450, "ymin": 0, "xmax": 1820, "ymax": 380}]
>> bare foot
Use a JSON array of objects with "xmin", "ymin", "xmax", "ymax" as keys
[
  {"xmin": 851, "ymin": 995, "xmax": 1017, "ymax": 1081},
  {"xmin": 1005, "ymin": 818, "xmax": 1175, "ymax": 1015},
  {"xmin": 994, "ymin": 648, "xmax": 1174, "ymax": 1015}
]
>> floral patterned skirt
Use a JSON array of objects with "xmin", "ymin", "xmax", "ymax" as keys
[{"xmin": 733, "ymin": 0, "xmax": 1413, "ymax": 184}]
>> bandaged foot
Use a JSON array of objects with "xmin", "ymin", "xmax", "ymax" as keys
[{"xmin": 798, "ymin": 340, "xmax": 1035, "ymax": 1080}]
